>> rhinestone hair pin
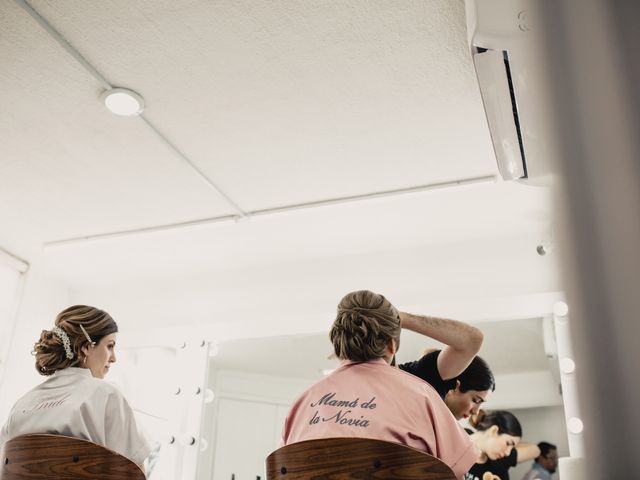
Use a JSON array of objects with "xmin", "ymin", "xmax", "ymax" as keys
[{"xmin": 51, "ymin": 326, "xmax": 74, "ymax": 360}]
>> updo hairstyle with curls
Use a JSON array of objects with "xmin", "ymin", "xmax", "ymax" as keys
[
  {"xmin": 330, "ymin": 290, "xmax": 401, "ymax": 362},
  {"xmin": 33, "ymin": 305, "xmax": 118, "ymax": 376}
]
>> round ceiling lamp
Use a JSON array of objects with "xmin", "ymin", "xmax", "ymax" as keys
[{"xmin": 101, "ymin": 87, "xmax": 145, "ymax": 116}]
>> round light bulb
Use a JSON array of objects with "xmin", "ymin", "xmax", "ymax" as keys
[
  {"xmin": 560, "ymin": 357, "xmax": 576, "ymax": 374},
  {"xmin": 554, "ymin": 301, "xmax": 569, "ymax": 318},
  {"xmin": 204, "ymin": 389, "xmax": 215, "ymax": 404},
  {"xmin": 101, "ymin": 88, "xmax": 144, "ymax": 116},
  {"xmin": 567, "ymin": 417, "xmax": 583, "ymax": 434},
  {"xmin": 199, "ymin": 438, "xmax": 209, "ymax": 452}
]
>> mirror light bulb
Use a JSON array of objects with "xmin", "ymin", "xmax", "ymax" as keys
[
  {"xmin": 204, "ymin": 389, "xmax": 215, "ymax": 404},
  {"xmin": 567, "ymin": 417, "xmax": 584, "ymax": 434},
  {"xmin": 554, "ymin": 301, "xmax": 569, "ymax": 318},
  {"xmin": 560, "ymin": 357, "xmax": 576, "ymax": 374}
]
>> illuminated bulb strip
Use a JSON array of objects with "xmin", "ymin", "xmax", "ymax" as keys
[{"xmin": 553, "ymin": 300, "xmax": 585, "ymax": 457}]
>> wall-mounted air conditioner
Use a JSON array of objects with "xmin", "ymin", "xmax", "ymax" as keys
[{"xmin": 465, "ymin": 0, "xmax": 555, "ymax": 185}]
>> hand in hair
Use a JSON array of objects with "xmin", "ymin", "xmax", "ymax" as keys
[{"xmin": 399, "ymin": 311, "xmax": 483, "ymax": 380}]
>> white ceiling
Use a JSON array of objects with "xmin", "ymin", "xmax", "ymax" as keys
[
  {"xmin": 0, "ymin": 1, "xmax": 561, "ymax": 369},
  {"xmin": 0, "ymin": 0, "xmax": 503, "ymax": 259}
]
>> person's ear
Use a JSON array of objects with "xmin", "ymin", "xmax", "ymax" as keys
[
  {"xmin": 80, "ymin": 342, "xmax": 92, "ymax": 358},
  {"xmin": 386, "ymin": 339, "xmax": 397, "ymax": 356},
  {"xmin": 383, "ymin": 339, "xmax": 398, "ymax": 365},
  {"xmin": 488, "ymin": 425, "xmax": 499, "ymax": 436},
  {"xmin": 447, "ymin": 380, "xmax": 461, "ymax": 398}
]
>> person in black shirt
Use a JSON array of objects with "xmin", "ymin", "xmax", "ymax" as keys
[
  {"xmin": 397, "ymin": 311, "xmax": 494, "ymax": 420},
  {"xmin": 464, "ymin": 410, "xmax": 540, "ymax": 480}
]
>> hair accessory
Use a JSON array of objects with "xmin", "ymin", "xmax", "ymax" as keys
[
  {"xmin": 79, "ymin": 324, "xmax": 96, "ymax": 346},
  {"xmin": 51, "ymin": 326, "xmax": 74, "ymax": 360}
]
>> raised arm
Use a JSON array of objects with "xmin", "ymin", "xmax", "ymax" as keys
[
  {"xmin": 399, "ymin": 312, "xmax": 483, "ymax": 380},
  {"xmin": 516, "ymin": 443, "xmax": 541, "ymax": 463}
]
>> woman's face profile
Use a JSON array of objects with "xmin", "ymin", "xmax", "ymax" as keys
[
  {"xmin": 445, "ymin": 386, "xmax": 490, "ymax": 420},
  {"xmin": 84, "ymin": 333, "xmax": 117, "ymax": 379},
  {"xmin": 485, "ymin": 431, "xmax": 520, "ymax": 461}
]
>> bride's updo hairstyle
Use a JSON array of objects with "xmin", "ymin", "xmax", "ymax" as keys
[
  {"xmin": 330, "ymin": 290, "xmax": 401, "ymax": 362},
  {"xmin": 33, "ymin": 305, "xmax": 118, "ymax": 376}
]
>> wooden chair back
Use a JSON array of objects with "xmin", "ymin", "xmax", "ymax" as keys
[
  {"xmin": 266, "ymin": 437, "xmax": 456, "ymax": 479},
  {"xmin": 0, "ymin": 434, "xmax": 145, "ymax": 480}
]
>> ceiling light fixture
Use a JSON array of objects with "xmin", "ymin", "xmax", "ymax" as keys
[{"xmin": 101, "ymin": 87, "xmax": 145, "ymax": 116}]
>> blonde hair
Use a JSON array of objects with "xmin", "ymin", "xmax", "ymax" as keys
[
  {"xmin": 34, "ymin": 305, "xmax": 118, "ymax": 376},
  {"xmin": 330, "ymin": 290, "xmax": 400, "ymax": 361}
]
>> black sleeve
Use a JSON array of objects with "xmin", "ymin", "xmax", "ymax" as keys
[{"xmin": 398, "ymin": 350, "xmax": 456, "ymax": 399}]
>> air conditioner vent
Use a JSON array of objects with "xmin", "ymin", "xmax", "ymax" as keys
[{"xmin": 472, "ymin": 47, "xmax": 528, "ymax": 180}]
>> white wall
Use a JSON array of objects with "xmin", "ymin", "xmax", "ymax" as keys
[
  {"xmin": 487, "ymin": 371, "xmax": 563, "ymax": 410},
  {"xmin": 0, "ymin": 259, "xmax": 25, "ymax": 389},
  {"xmin": 0, "ymin": 260, "xmax": 70, "ymax": 423}
]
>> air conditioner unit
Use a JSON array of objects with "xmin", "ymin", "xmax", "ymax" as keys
[{"xmin": 465, "ymin": 0, "xmax": 555, "ymax": 185}]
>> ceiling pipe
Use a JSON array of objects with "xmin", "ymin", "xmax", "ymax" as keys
[
  {"xmin": 0, "ymin": 246, "xmax": 29, "ymax": 273},
  {"xmin": 42, "ymin": 175, "xmax": 497, "ymax": 248}
]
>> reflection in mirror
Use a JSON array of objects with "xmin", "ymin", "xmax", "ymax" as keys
[{"xmin": 198, "ymin": 318, "xmax": 569, "ymax": 480}]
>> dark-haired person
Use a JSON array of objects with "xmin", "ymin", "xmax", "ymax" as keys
[
  {"xmin": 282, "ymin": 290, "xmax": 479, "ymax": 479},
  {"xmin": 520, "ymin": 442, "xmax": 558, "ymax": 480},
  {"xmin": 0, "ymin": 305, "xmax": 152, "ymax": 469},
  {"xmin": 464, "ymin": 410, "xmax": 541, "ymax": 480},
  {"xmin": 398, "ymin": 312, "xmax": 494, "ymax": 420}
]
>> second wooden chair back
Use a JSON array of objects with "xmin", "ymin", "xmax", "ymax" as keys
[{"xmin": 266, "ymin": 437, "xmax": 456, "ymax": 480}]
